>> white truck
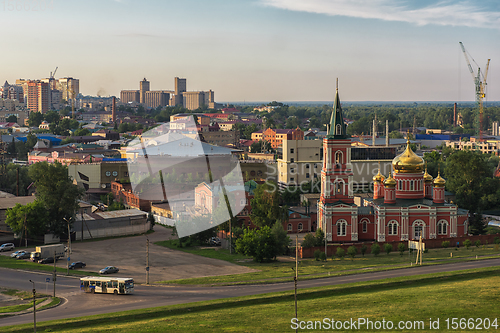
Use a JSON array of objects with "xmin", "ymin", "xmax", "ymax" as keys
[{"xmin": 30, "ymin": 244, "xmax": 65, "ymax": 262}]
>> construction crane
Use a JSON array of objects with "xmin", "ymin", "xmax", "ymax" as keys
[
  {"xmin": 49, "ymin": 66, "xmax": 58, "ymax": 79},
  {"xmin": 459, "ymin": 42, "xmax": 490, "ymax": 141}
]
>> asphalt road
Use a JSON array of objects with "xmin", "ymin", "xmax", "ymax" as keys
[{"xmin": 1, "ymin": 258, "xmax": 499, "ymax": 327}]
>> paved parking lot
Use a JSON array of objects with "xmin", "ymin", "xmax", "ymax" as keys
[{"xmin": 2, "ymin": 226, "xmax": 256, "ymax": 284}]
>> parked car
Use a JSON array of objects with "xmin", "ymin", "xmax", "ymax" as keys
[
  {"xmin": 0, "ymin": 243, "xmax": 15, "ymax": 252},
  {"xmin": 69, "ymin": 261, "xmax": 86, "ymax": 269},
  {"xmin": 209, "ymin": 237, "xmax": 221, "ymax": 246},
  {"xmin": 99, "ymin": 266, "xmax": 119, "ymax": 274},
  {"xmin": 16, "ymin": 252, "xmax": 31, "ymax": 259},
  {"xmin": 39, "ymin": 257, "xmax": 57, "ymax": 264},
  {"xmin": 11, "ymin": 250, "xmax": 27, "ymax": 258}
]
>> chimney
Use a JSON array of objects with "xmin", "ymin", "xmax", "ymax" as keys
[
  {"xmin": 112, "ymin": 96, "xmax": 116, "ymax": 123},
  {"xmin": 372, "ymin": 119, "xmax": 376, "ymax": 146},
  {"xmin": 453, "ymin": 103, "xmax": 457, "ymax": 127},
  {"xmin": 386, "ymin": 120, "xmax": 389, "ymax": 147}
]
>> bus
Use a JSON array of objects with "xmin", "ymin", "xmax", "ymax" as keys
[{"xmin": 80, "ymin": 276, "xmax": 134, "ymax": 295}]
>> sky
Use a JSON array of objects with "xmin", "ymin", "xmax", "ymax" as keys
[{"xmin": 1, "ymin": 0, "xmax": 499, "ymax": 102}]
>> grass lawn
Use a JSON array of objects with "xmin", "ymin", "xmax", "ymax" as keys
[
  {"xmin": 3, "ymin": 266, "xmax": 500, "ymax": 332},
  {"xmin": 0, "ymin": 256, "xmax": 99, "ymax": 277},
  {"xmin": 155, "ymin": 239, "xmax": 500, "ymax": 285}
]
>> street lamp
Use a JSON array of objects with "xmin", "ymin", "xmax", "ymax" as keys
[
  {"xmin": 145, "ymin": 235, "xmax": 149, "ymax": 285},
  {"xmin": 29, "ymin": 279, "xmax": 36, "ymax": 333}
]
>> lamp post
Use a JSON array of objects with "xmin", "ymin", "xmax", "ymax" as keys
[
  {"xmin": 29, "ymin": 279, "xmax": 36, "ymax": 333},
  {"xmin": 145, "ymin": 235, "xmax": 149, "ymax": 285}
]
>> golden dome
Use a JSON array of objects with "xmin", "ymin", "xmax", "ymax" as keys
[
  {"xmin": 383, "ymin": 172, "xmax": 396, "ymax": 187},
  {"xmin": 423, "ymin": 168, "xmax": 433, "ymax": 182},
  {"xmin": 392, "ymin": 139, "xmax": 424, "ymax": 173},
  {"xmin": 433, "ymin": 172, "xmax": 446, "ymax": 187},
  {"xmin": 373, "ymin": 169, "xmax": 385, "ymax": 182}
]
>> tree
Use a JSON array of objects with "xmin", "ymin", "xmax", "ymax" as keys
[
  {"xmin": 6, "ymin": 115, "xmax": 17, "ymax": 123},
  {"xmin": 463, "ymin": 239, "xmax": 472, "ymax": 250},
  {"xmin": 336, "ymin": 247, "xmax": 345, "ymax": 260},
  {"xmin": 384, "ymin": 243, "xmax": 392, "ymax": 255},
  {"xmin": 347, "ymin": 246, "xmax": 357, "ymax": 261},
  {"xmin": 360, "ymin": 244, "xmax": 368, "ymax": 257},
  {"xmin": 5, "ymin": 201, "xmax": 49, "ymax": 240},
  {"xmin": 250, "ymin": 181, "xmax": 287, "ymax": 228},
  {"xmin": 235, "ymin": 226, "xmax": 279, "ymax": 262},
  {"xmin": 371, "ymin": 243, "xmax": 381, "ymax": 256},
  {"xmin": 28, "ymin": 162, "xmax": 84, "ymax": 237},
  {"xmin": 271, "ymin": 220, "xmax": 290, "ymax": 256},
  {"xmin": 28, "ymin": 112, "xmax": 44, "ymax": 127},
  {"xmin": 398, "ymin": 243, "xmax": 406, "ymax": 256}
]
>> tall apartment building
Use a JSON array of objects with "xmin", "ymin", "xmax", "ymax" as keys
[
  {"xmin": 144, "ymin": 91, "xmax": 169, "ymax": 108},
  {"xmin": 26, "ymin": 80, "xmax": 50, "ymax": 113},
  {"xmin": 1, "ymin": 81, "xmax": 24, "ymax": 103},
  {"xmin": 54, "ymin": 77, "xmax": 79, "ymax": 102},
  {"xmin": 120, "ymin": 90, "xmax": 140, "ymax": 104},
  {"xmin": 175, "ymin": 77, "xmax": 186, "ymax": 95},
  {"xmin": 139, "ymin": 78, "xmax": 150, "ymax": 104}
]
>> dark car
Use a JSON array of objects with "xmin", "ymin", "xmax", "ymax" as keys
[
  {"xmin": 16, "ymin": 252, "xmax": 31, "ymax": 259},
  {"xmin": 39, "ymin": 257, "xmax": 57, "ymax": 264},
  {"xmin": 209, "ymin": 237, "xmax": 221, "ymax": 246},
  {"xmin": 69, "ymin": 261, "xmax": 86, "ymax": 269},
  {"xmin": 99, "ymin": 266, "xmax": 119, "ymax": 274}
]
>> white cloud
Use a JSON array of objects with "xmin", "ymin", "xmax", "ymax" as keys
[{"xmin": 260, "ymin": 0, "xmax": 500, "ymax": 29}]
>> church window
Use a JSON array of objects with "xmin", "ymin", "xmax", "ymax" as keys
[
  {"xmin": 306, "ymin": 173, "xmax": 310, "ymax": 179},
  {"xmin": 362, "ymin": 220, "xmax": 368, "ymax": 233},
  {"xmin": 298, "ymin": 223, "xmax": 303, "ymax": 231},
  {"xmin": 290, "ymin": 148, "xmax": 294, "ymax": 153},
  {"xmin": 413, "ymin": 220, "xmax": 425, "ymax": 239},
  {"xmin": 388, "ymin": 221, "xmax": 398, "ymax": 235},
  {"xmin": 291, "ymin": 158, "xmax": 294, "ymax": 163},
  {"xmin": 437, "ymin": 220, "xmax": 448, "ymax": 235},
  {"xmin": 306, "ymin": 164, "xmax": 309, "ymax": 169},
  {"xmin": 337, "ymin": 220, "xmax": 347, "ymax": 236},
  {"xmin": 336, "ymin": 124, "xmax": 342, "ymax": 135},
  {"xmin": 287, "ymin": 224, "xmax": 292, "ymax": 231},
  {"xmin": 335, "ymin": 151, "xmax": 343, "ymax": 164},
  {"xmin": 410, "ymin": 181, "xmax": 414, "ymax": 191}
]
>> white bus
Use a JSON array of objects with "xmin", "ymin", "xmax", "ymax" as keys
[{"xmin": 80, "ymin": 276, "xmax": 134, "ymax": 295}]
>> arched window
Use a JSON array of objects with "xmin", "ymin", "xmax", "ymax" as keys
[
  {"xmin": 287, "ymin": 224, "xmax": 292, "ymax": 232},
  {"xmin": 336, "ymin": 124, "xmax": 342, "ymax": 135},
  {"xmin": 437, "ymin": 220, "xmax": 448, "ymax": 235},
  {"xmin": 360, "ymin": 219, "xmax": 369, "ymax": 233},
  {"xmin": 336, "ymin": 219, "xmax": 347, "ymax": 236},
  {"xmin": 334, "ymin": 179, "xmax": 344, "ymax": 194},
  {"xmin": 387, "ymin": 220, "xmax": 399, "ymax": 235},
  {"xmin": 412, "ymin": 220, "xmax": 425, "ymax": 239},
  {"xmin": 298, "ymin": 223, "xmax": 303, "ymax": 231},
  {"xmin": 335, "ymin": 150, "xmax": 343, "ymax": 164}
]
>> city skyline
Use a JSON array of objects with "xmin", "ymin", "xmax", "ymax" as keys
[{"xmin": 1, "ymin": 0, "xmax": 499, "ymax": 102}]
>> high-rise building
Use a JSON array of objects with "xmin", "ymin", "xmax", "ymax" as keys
[
  {"xmin": 1, "ymin": 81, "xmax": 24, "ymax": 103},
  {"xmin": 26, "ymin": 80, "xmax": 50, "ymax": 113},
  {"xmin": 174, "ymin": 77, "xmax": 186, "ymax": 95},
  {"xmin": 144, "ymin": 91, "xmax": 169, "ymax": 108},
  {"xmin": 139, "ymin": 78, "xmax": 150, "ymax": 104},
  {"xmin": 120, "ymin": 90, "xmax": 140, "ymax": 104}
]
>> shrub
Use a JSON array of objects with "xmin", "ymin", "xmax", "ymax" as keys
[
  {"xmin": 474, "ymin": 240, "xmax": 481, "ymax": 249},
  {"xmin": 301, "ymin": 233, "xmax": 317, "ymax": 248},
  {"xmin": 463, "ymin": 239, "xmax": 472, "ymax": 250},
  {"xmin": 371, "ymin": 243, "xmax": 381, "ymax": 256},
  {"xmin": 398, "ymin": 243, "xmax": 406, "ymax": 256},
  {"xmin": 314, "ymin": 249, "xmax": 322, "ymax": 261},
  {"xmin": 336, "ymin": 247, "xmax": 345, "ymax": 260},
  {"xmin": 347, "ymin": 246, "xmax": 357, "ymax": 261},
  {"xmin": 360, "ymin": 244, "xmax": 368, "ymax": 257},
  {"xmin": 441, "ymin": 241, "xmax": 450, "ymax": 248},
  {"xmin": 494, "ymin": 237, "xmax": 500, "ymax": 245},
  {"xmin": 314, "ymin": 228, "xmax": 325, "ymax": 247},
  {"xmin": 384, "ymin": 243, "xmax": 392, "ymax": 255},
  {"xmin": 319, "ymin": 251, "xmax": 327, "ymax": 261}
]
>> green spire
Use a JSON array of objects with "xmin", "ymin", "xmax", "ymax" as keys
[{"xmin": 327, "ymin": 81, "xmax": 347, "ymax": 139}]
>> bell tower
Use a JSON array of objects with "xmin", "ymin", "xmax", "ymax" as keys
[{"xmin": 318, "ymin": 81, "xmax": 356, "ymax": 242}]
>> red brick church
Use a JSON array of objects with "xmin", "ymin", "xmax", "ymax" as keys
[{"xmin": 318, "ymin": 87, "xmax": 469, "ymax": 243}]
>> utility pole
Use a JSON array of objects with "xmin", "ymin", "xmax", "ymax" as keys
[
  {"xmin": 53, "ymin": 250, "xmax": 56, "ymax": 297},
  {"xmin": 29, "ymin": 280, "xmax": 36, "ymax": 333},
  {"xmin": 146, "ymin": 236, "xmax": 149, "ymax": 285},
  {"xmin": 294, "ymin": 235, "xmax": 298, "ymax": 333}
]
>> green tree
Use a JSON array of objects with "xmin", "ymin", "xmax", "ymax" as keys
[
  {"xmin": 28, "ymin": 162, "xmax": 84, "ymax": 237},
  {"xmin": 5, "ymin": 201, "xmax": 49, "ymax": 240},
  {"xmin": 463, "ymin": 239, "xmax": 472, "ymax": 250},
  {"xmin": 271, "ymin": 220, "xmax": 290, "ymax": 256},
  {"xmin": 347, "ymin": 246, "xmax": 357, "ymax": 261},
  {"xmin": 360, "ymin": 244, "xmax": 368, "ymax": 257},
  {"xmin": 398, "ymin": 243, "xmax": 406, "ymax": 256},
  {"xmin": 336, "ymin": 247, "xmax": 345, "ymax": 260},
  {"xmin": 384, "ymin": 243, "xmax": 392, "ymax": 255},
  {"xmin": 235, "ymin": 226, "xmax": 279, "ymax": 262},
  {"xmin": 44, "ymin": 110, "xmax": 60, "ymax": 124},
  {"xmin": 6, "ymin": 115, "xmax": 17, "ymax": 123},
  {"xmin": 250, "ymin": 181, "xmax": 287, "ymax": 228},
  {"xmin": 28, "ymin": 112, "xmax": 44, "ymax": 127},
  {"xmin": 371, "ymin": 243, "xmax": 381, "ymax": 256}
]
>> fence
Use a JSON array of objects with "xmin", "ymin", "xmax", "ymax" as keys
[
  {"xmin": 299, "ymin": 233, "xmax": 500, "ymax": 258},
  {"xmin": 75, "ymin": 222, "xmax": 150, "ymax": 240}
]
